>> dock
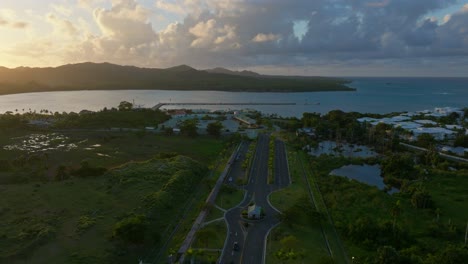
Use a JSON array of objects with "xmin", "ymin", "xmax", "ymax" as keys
[{"xmin": 152, "ymin": 102, "xmax": 296, "ymax": 110}]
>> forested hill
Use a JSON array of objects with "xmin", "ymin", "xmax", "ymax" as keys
[{"xmin": 0, "ymin": 62, "xmax": 355, "ymax": 95}]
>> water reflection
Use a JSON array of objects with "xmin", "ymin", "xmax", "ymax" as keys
[
  {"xmin": 330, "ymin": 164, "xmax": 398, "ymax": 194},
  {"xmin": 307, "ymin": 141, "xmax": 377, "ymax": 158}
]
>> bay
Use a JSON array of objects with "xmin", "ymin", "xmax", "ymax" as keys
[{"xmin": 0, "ymin": 77, "xmax": 466, "ymax": 117}]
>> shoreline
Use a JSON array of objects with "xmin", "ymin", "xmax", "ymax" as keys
[{"xmin": 0, "ymin": 86, "xmax": 356, "ymax": 97}]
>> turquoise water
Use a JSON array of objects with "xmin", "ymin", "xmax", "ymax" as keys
[{"xmin": 0, "ymin": 78, "xmax": 466, "ymax": 117}]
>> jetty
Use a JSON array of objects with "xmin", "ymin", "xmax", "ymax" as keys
[{"xmin": 152, "ymin": 102, "xmax": 296, "ymax": 110}]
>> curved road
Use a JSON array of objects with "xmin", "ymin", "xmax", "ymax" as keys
[{"xmin": 220, "ymin": 134, "xmax": 290, "ymax": 264}]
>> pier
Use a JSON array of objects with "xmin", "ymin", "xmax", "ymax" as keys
[{"xmin": 152, "ymin": 102, "xmax": 296, "ymax": 110}]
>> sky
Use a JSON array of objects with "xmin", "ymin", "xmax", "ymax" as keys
[{"xmin": 0, "ymin": 0, "xmax": 467, "ymax": 77}]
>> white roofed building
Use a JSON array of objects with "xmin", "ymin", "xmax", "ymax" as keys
[{"xmin": 411, "ymin": 127, "xmax": 456, "ymax": 141}]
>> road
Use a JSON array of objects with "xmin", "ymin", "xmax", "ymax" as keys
[
  {"xmin": 220, "ymin": 134, "xmax": 290, "ymax": 264},
  {"xmin": 400, "ymin": 142, "xmax": 468, "ymax": 163}
]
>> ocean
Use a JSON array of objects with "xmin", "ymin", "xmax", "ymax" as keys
[{"xmin": 0, "ymin": 77, "xmax": 466, "ymax": 117}]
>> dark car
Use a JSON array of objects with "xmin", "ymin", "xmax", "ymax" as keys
[{"xmin": 233, "ymin": 242, "xmax": 240, "ymax": 251}]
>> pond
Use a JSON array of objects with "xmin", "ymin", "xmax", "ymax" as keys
[
  {"xmin": 330, "ymin": 164, "xmax": 398, "ymax": 194},
  {"xmin": 307, "ymin": 141, "xmax": 377, "ymax": 158}
]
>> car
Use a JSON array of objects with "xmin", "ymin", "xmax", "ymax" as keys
[{"xmin": 233, "ymin": 242, "xmax": 240, "ymax": 251}]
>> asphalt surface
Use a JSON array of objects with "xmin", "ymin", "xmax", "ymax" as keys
[
  {"xmin": 224, "ymin": 141, "xmax": 250, "ymax": 185},
  {"xmin": 220, "ymin": 134, "xmax": 290, "ymax": 264}
]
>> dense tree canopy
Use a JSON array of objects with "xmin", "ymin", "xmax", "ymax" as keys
[
  {"xmin": 207, "ymin": 121, "xmax": 223, "ymax": 137},
  {"xmin": 180, "ymin": 119, "xmax": 198, "ymax": 137}
]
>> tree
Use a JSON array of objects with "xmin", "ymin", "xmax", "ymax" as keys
[
  {"xmin": 207, "ymin": 121, "xmax": 223, "ymax": 137},
  {"xmin": 180, "ymin": 119, "xmax": 198, "ymax": 137},
  {"xmin": 417, "ymin": 133, "xmax": 435, "ymax": 148},
  {"xmin": 381, "ymin": 154, "xmax": 417, "ymax": 187},
  {"xmin": 426, "ymin": 244, "xmax": 468, "ymax": 264},
  {"xmin": 113, "ymin": 215, "xmax": 147, "ymax": 244},
  {"xmin": 164, "ymin": 127, "xmax": 174, "ymax": 136},
  {"xmin": 118, "ymin": 101, "xmax": 133, "ymax": 111},
  {"xmin": 411, "ymin": 189, "xmax": 433, "ymax": 209},
  {"xmin": 454, "ymin": 133, "xmax": 468, "ymax": 148},
  {"xmin": 377, "ymin": 246, "xmax": 401, "ymax": 264}
]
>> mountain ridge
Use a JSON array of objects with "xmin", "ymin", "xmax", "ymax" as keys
[
  {"xmin": 205, "ymin": 67, "xmax": 261, "ymax": 77},
  {"xmin": 0, "ymin": 62, "xmax": 355, "ymax": 95}
]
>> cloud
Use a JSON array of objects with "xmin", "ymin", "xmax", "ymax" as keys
[
  {"xmin": 11, "ymin": 21, "xmax": 29, "ymax": 29},
  {"xmin": 0, "ymin": 17, "xmax": 29, "ymax": 29},
  {"xmin": 252, "ymin": 33, "xmax": 281, "ymax": 43},
  {"xmin": 366, "ymin": 0, "xmax": 391, "ymax": 8},
  {"xmin": 51, "ymin": 4, "xmax": 73, "ymax": 17},
  {"xmin": 47, "ymin": 13, "xmax": 79, "ymax": 36},
  {"xmin": 67, "ymin": 0, "xmax": 159, "ymax": 65},
  {"xmin": 0, "ymin": 9, "xmax": 29, "ymax": 29},
  {"xmin": 0, "ymin": 18, "xmax": 8, "ymax": 26},
  {"xmin": 188, "ymin": 19, "xmax": 237, "ymax": 48},
  {"xmin": 93, "ymin": 0, "xmax": 155, "ymax": 43},
  {"xmin": 78, "ymin": 0, "xmax": 106, "ymax": 9},
  {"xmin": 67, "ymin": 0, "xmax": 468, "ymax": 72},
  {"xmin": 155, "ymin": 0, "xmax": 186, "ymax": 15},
  {"xmin": 2, "ymin": 0, "xmax": 468, "ymax": 76}
]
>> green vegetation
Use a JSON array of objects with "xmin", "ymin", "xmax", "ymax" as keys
[
  {"xmin": 185, "ymin": 246, "xmax": 223, "ymax": 264},
  {"xmin": 53, "ymin": 108, "xmax": 169, "ymax": 129},
  {"xmin": 180, "ymin": 119, "xmax": 199, "ymax": 137},
  {"xmin": 279, "ymin": 109, "xmax": 468, "ymax": 263},
  {"xmin": 307, "ymin": 152, "xmax": 468, "ymax": 263},
  {"xmin": 0, "ymin": 103, "xmax": 170, "ymax": 129},
  {"xmin": 192, "ymin": 221, "xmax": 226, "ymax": 249},
  {"xmin": 268, "ymin": 136, "xmax": 275, "ymax": 184},
  {"xmin": 0, "ymin": 155, "xmax": 213, "ymax": 263},
  {"xmin": 0, "ymin": 128, "xmax": 224, "ymax": 185},
  {"xmin": 0, "ymin": 62, "xmax": 354, "ymax": 95},
  {"xmin": 204, "ymin": 206, "xmax": 224, "ymax": 222},
  {"xmin": 268, "ymin": 150, "xmax": 330, "ymax": 264},
  {"xmin": 207, "ymin": 121, "xmax": 224, "ymax": 137},
  {"xmin": 216, "ymin": 184, "xmax": 245, "ymax": 210},
  {"xmin": 0, "ymin": 106, "xmax": 232, "ymax": 264},
  {"xmin": 240, "ymin": 141, "xmax": 256, "ymax": 185},
  {"xmin": 112, "ymin": 215, "xmax": 147, "ymax": 244},
  {"xmin": 156, "ymin": 144, "xmax": 237, "ymax": 263}
]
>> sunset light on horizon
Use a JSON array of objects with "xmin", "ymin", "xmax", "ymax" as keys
[{"xmin": 1, "ymin": 0, "xmax": 468, "ymax": 76}]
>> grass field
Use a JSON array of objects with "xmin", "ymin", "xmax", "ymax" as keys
[
  {"xmin": 0, "ymin": 157, "xmax": 206, "ymax": 263},
  {"xmin": 216, "ymin": 185, "xmax": 245, "ymax": 210},
  {"xmin": 267, "ymin": 149, "xmax": 330, "ymax": 264},
  {"xmin": 0, "ymin": 127, "xmax": 228, "ymax": 264},
  {"xmin": 0, "ymin": 129, "xmax": 224, "ymax": 183},
  {"xmin": 204, "ymin": 207, "xmax": 225, "ymax": 222},
  {"xmin": 192, "ymin": 221, "xmax": 227, "ymax": 249}
]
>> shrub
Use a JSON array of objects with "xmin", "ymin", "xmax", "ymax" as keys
[{"xmin": 112, "ymin": 215, "xmax": 147, "ymax": 244}]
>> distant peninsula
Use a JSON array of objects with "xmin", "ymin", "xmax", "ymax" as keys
[{"xmin": 0, "ymin": 62, "xmax": 355, "ymax": 95}]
